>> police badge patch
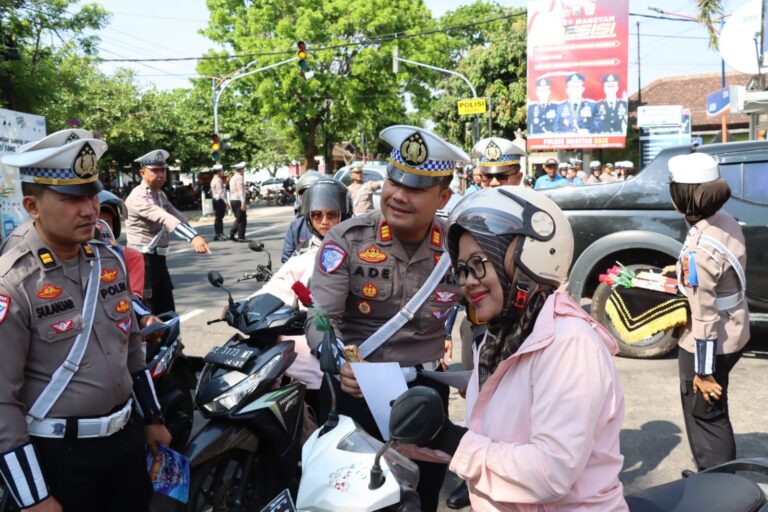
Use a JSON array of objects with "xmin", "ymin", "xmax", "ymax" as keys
[
  {"xmin": 320, "ymin": 242, "xmax": 347, "ymax": 274},
  {"xmin": 399, "ymin": 132, "xmax": 428, "ymax": 166},
  {"xmin": 0, "ymin": 294, "xmax": 9, "ymax": 324},
  {"xmin": 117, "ymin": 317, "xmax": 132, "ymax": 334},
  {"xmin": 73, "ymin": 142, "xmax": 98, "ymax": 178}
]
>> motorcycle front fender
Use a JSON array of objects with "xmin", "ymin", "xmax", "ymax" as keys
[{"xmin": 184, "ymin": 419, "xmax": 259, "ymax": 469}]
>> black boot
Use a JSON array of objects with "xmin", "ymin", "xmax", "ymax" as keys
[
  {"xmin": 446, "ymin": 482, "xmax": 469, "ymax": 509},
  {"xmin": 229, "ymin": 232, "xmax": 236, "ymax": 241}
]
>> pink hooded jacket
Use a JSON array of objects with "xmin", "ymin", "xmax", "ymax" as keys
[{"xmin": 449, "ymin": 292, "xmax": 628, "ymax": 511}]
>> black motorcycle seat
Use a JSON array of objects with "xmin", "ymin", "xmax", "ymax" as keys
[{"xmin": 625, "ymin": 473, "xmax": 765, "ymax": 512}]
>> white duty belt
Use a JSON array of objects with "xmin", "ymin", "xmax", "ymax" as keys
[
  {"xmin": 677, "ymin": 234, "xmax": 746, "ymax": 311},
  {"xmin": 358, "ymin": 252, "xmax": 452, "ymax": 360},
  {"xmin": 26, "ymin": 255, "xmax": 102, "ymax": 424}
]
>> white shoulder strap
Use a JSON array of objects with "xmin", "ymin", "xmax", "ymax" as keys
[
  {"xmin": 359, "ymin": 252, "xmax": 452, "ymax": 360},
  {"xmin": 26, "ymin": 255, "xmax": 102, "ymax": 422}
]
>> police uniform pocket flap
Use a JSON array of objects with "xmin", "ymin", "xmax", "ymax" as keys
[
  {"xmin": 353, "ymin": 279, "xmax": 392, "ymax": 301},
  {"xmin": 102, "ymin": 296, "xmax": 133, "ymax": 321},
  {"xmin": 36, "ymin": 312, "xmax": 84, "ymax": 343}
]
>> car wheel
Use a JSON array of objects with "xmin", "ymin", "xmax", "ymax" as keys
[{"xmin": 590, "ymin": 264, "xmax": 680, "ymax": 359}]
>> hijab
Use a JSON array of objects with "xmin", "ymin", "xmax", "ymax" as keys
[{"xmin": 669, "ymin": 178, "xmax": 731, "ymax": 225}]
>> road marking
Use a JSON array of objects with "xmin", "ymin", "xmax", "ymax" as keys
[{"xmin": 179, "ymin": 309, "xmax": 204, "ymax": 322}]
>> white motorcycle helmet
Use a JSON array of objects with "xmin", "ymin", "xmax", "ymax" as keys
[{"xmin": 447, "ymin": 186, "xmax": 573, "ymax": 294}]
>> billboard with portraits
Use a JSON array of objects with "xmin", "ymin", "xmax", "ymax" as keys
[{"xmin": 526, "ymin": 0, "xmax": 629, "ymax": 150}]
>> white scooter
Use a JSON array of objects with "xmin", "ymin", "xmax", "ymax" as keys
[{"xmin": 261, "ymin": 328, "xmax": 438, "ymax": 512}]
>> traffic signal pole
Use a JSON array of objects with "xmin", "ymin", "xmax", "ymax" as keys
[
  {"xmin": 213, "ymin": 56, "xmax": 298, "ymax": 134},
  {"xmin": 393, "ymin": 50, "xmax": 480, "ymax": 144}
]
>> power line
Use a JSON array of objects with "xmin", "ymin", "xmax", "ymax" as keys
[
  {"xmin": 628, "ymin": 12, "xmax": 699, "ymax": 22},
  {"xmin": 97, "ymin": 11, "xmax": 525, "ymax": 63}
]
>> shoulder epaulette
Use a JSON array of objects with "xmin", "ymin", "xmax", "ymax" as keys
[{"xmin": 0, "ymin": 243, "xmax": 34, "ymax": 278}]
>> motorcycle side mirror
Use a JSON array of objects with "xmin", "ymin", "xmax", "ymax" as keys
[
  {"xmin": 388, "ymin": 386, "xmax": 445, "ymax": 445},
  {"xmin": 207, "ymin": 271, "xmax": 235, "ymax": 308},
  {"xmin": 370, "ymin": 387, "xmax": 446, "ymax": 491},
  {"xmin": 248, "ymin": 240, "xmax": 265, "ymax": 252},
  {"xmin": 208, "ymin": 271, "xmax": 224, "ymax": 288}
]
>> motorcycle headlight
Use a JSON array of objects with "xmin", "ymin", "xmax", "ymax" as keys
[{"xmin": 202, "ymin": 354, "xmax": 282, "ymax": 414}]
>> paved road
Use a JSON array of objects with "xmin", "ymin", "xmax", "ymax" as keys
[{"xmin": 162, "ymin": 205, "xmax": 768, "ymax": 510}]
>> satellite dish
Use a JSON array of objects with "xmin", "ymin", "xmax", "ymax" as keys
[{"xmin": 719, "ymin": 0, "xmax": 765, "ymax": 74}]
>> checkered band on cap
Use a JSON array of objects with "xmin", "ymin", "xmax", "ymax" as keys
[
  {"xmin": 140, "ymin": 158, "xmax": 166, "ymax": 166},
  {"xmin": 389, "ymin": 149, "xmax": 455, "ymax": 176},
  {"xmin": 481, "ymin": 154, "xmax": 519, "ymax": 164},
  {"xmin": 19, "ymin": 167, "xmax": 98, "ymax": 184}
]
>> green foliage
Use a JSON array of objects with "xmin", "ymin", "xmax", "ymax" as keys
[
  {"xmin": 696, "ymin": 0, "xmax": 724, "ymax": 50},
  {"xmin": 0, "ymin": 0, "xmax": 109, "ymax": 111},
  {"xmin": 431, "ymin": 2, "xmax": 528, "ymax": 145},
  {"xmin": 199, "ymin": 0, "xmax": 452, "ymax": 167}
]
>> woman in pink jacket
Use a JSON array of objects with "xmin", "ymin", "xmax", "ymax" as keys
[{"xmin": 424, "ymin": 187, "xmax": 628, "ymax": 511}]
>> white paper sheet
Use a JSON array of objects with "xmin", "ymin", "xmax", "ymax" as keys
[
  {"xmin": 350, "ymin": 362, "xmax": 408, "ymax": 440},
  {"xmin": 420, "ymin": 370, "xmax": 472, "ymax": 389}
]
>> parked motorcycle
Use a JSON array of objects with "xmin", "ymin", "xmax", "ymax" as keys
[
  {"xmin": 144, "ymin": 311, "xmax": 197, "ymax": 452},
  {"xmin": 179, "ymin": 270, "xmax": 306, "ymax": 511},
  {"xmin": 260, "ymin": 326, "xmax": 423, "ymax": 512}
]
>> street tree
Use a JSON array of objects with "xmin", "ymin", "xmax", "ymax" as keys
[
  {"xmin": 430, "ymin": 3, "xmax": 528, "ymax": 145},
  {"xmin": 199, "ymin": 0, "xmax": 451, "ymax": 167},
  {"xmin": 0, "ymin": 0, "xmax": 109, "ymax": 112}
]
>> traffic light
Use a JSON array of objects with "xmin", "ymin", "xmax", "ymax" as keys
[
  {"xmin": 297, "ymin": 41, "xmax": 310, "ymax": 72},
  {"xmin": 211, "ymin": 133, "xmax": 221, "ymax": 162}
]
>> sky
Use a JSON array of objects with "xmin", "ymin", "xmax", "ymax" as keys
[{"xmin": 94, "ymin": 0, "xmax": 750, "ymax": 94}]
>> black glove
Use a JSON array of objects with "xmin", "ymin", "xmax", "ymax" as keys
[{"xmin": 425, "ymin": 419, "xmax": 468, "ymax": 456}]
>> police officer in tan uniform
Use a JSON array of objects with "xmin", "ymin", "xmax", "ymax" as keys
[
  {"xmin": 347, "ymin": 162, "xmax": 381, "ymax": 215},
  {"xmin": 306, "ymin": 125, "xmax": 466, "ymax": 512},
  {"xmin": 0, "ymin": 131, "xmax": 170, "ymax": 512},
  {"xmin": 125, "ymin": 149, "xmax": 210, "ymax": 314},
  {"xmin": 210, "ymin": 164, "xmax": 226, "ymax": 240},
  {"xmin": 667, "ymin": 152, "xmax": 749, "ymax": 470},
  {"xmin": 228, "ymin": 161, "xmax": 248, "ymax": 241}
]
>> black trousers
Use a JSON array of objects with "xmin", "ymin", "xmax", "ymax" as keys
[
  {"xmin": 32, "ymin": 414, "xmax": 152, "ymax": 512},
  {"xmin": 229, "ymin": 200, "xmax": 247, "ymax": 239},
  {"xmin": 316, "ymin": 372, "xmax": 449, "ymax": 512},
  {"xmin": 143, "ymin": 253, "xmax": 175, "ymax": 314},
  {"xmin": 212, "ymin": 198, "xmax": 226, "ymax": 236},
  {"xmin": 679, "ymin": 348, "xmax": 743, "ymax": 470}
]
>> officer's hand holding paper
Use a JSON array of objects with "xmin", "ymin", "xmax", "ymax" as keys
[{"xmin": 140, "ymin": 316, "xmax": 180, "ymax": 338}]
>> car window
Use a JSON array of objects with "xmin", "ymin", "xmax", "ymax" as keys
[
  {"xmin": 743, "ymin": 162, "xmax": 768, "ymax": 205},
  {"xmin": 719, "ymin": 163, "xmax": 742, "ymax": 198}
]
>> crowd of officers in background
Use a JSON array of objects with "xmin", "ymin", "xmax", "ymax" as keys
[{"xmin": 449, "ymin": 154, "xmax": 637, "ymax": 196}]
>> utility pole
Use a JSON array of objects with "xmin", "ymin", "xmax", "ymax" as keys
[{"xmin": 637, "ymin": 21, "xmax": 641, "ymax": 105}]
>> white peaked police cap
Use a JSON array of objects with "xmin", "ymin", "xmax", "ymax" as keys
[
  {"xmin": 380, "ymin": 124, "xmax": 469, "ymax": 189},
  {"xmin": 135, "ymin": 149, "xmax": 170, "ymax": 167},
  {"xmin": 668, "ymin": 152, "xmax": 719, "ymax": 184}
]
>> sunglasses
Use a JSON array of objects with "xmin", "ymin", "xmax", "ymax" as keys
[
  {"xmin": 480, "ymin": 173, "xmax": 514, "ymax": 183},
  {"xmin": 452, "ymin": 255, "xmax": 490, "ymax": 285},
  {"xmin": 309, "ymin": 210, "xmax": 341, "ymax": 222}
]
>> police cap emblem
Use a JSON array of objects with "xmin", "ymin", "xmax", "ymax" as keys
[
  {"xmin": 399, "ymin": 132, "xmax": 428, "ymax": 166},
  {"xmin": 73, "ymin": 142, "xmax": 98, "ymax": 178},
  {"xmin": 485, "ymin": 141, "xmax": 502, "ymax": 162}
]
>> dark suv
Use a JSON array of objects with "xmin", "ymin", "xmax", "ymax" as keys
[{"xmin": 543, "ymin": 141, "xmax": 768, "ymax": 358}]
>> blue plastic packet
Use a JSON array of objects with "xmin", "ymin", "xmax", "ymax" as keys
[{"xmin": 146, "ymin": 445, "xmax": 190, "ymax": 504}]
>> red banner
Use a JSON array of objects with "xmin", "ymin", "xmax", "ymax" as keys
[{"xmin": 526, "ymin": 0, "xmax": 629, "ymax": 150}]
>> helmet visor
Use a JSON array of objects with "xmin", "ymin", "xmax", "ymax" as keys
[
  {"xmin": 302, "ymin": 181, "xmax": 350, "ymax": 217},
  {"xmin": 449, "ymin": 187, "xmax": 555, "ymax": 242}
]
